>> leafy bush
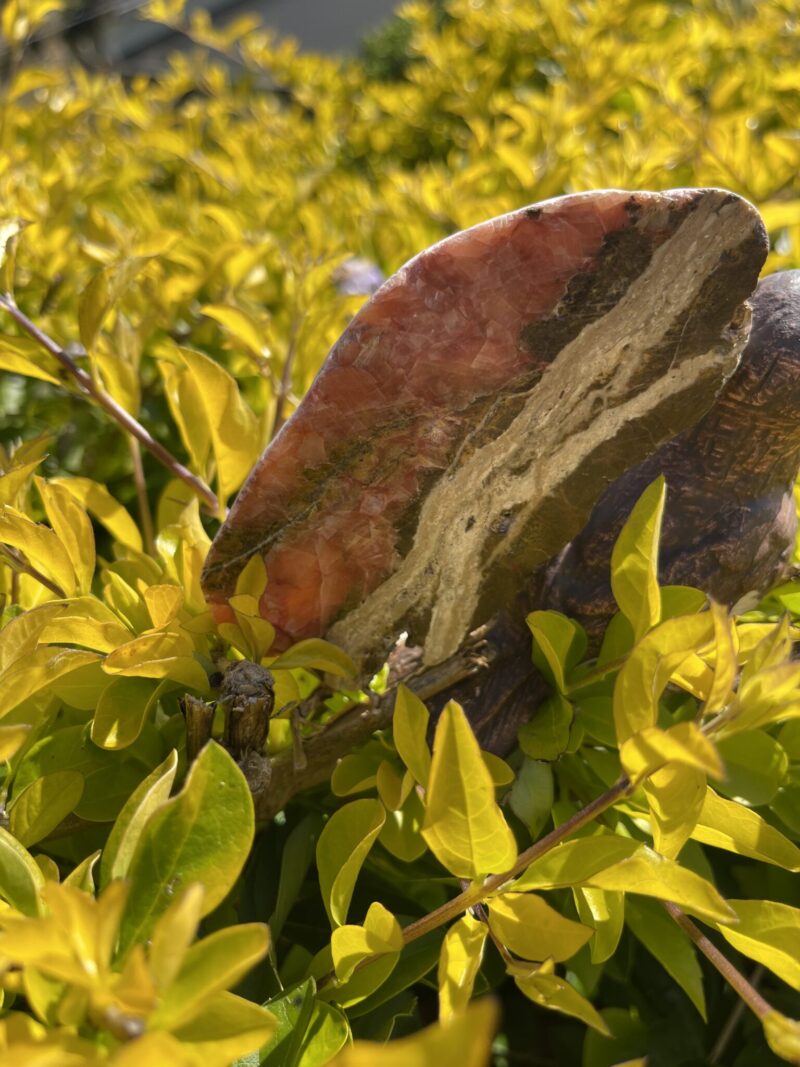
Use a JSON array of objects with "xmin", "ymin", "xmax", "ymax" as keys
[{"xmin": 0, "ymin": 0, "xmax": 799, "ymax": 1064}]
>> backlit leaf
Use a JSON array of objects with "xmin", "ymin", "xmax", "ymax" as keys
[
  {"xmin": 9, "ymin": 770, "xmax": 84, "ymax": 846},
  {"xmin": 317, "ymin": 799, "xmax": 385, "ymax": 927},
  {"xmin": 610, "ymin": 476, "xmax": 665, "ymax": 642},
  {"xmin": 717, "ymin": 900, "xmax": 800, "ymax": 991},
  {"xmin": 117, "ymin": 742, "xmax": 254, "ymax": 954},
  {"xmin": 422, "ymin": 701, "xmax": 517, "ymax": 880},
  {"xmin": 692, "ymin": 788, "xmax": 800, "ymax": 870},
  {"xmin": 437, "ymin": 914, "xmax": 487, "ymax": 1020},
  {"xmin": 393, "ymin": 685, "xmax": 432, "ymax": 788},
  {"xmin": 488, "ymin": 892, "xmax": 592, "ymax": 961},
  {"xmin": 331, "ymin": 902, "xmax": 403, "ymax": 982}
]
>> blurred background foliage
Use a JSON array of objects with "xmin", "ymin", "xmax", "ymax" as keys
[
  {"xmin": 1, "ymin": 2, "xmax": 800, "ymax": 1065},
  {"xmin": 1, "ymin": 0, "xmax": 799, "ymax": 525}
]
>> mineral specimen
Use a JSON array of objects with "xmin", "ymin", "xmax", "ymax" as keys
[{"xmin": 202, "ymin": 189, "xmax": 767, "ymax": 669}]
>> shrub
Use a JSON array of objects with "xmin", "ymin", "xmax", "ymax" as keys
[{"xmin": 0, "ymin": 1, "xmax": 799, "ymax": 1064}]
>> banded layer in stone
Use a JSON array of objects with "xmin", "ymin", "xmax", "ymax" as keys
[
  {"xmin": 202, "ymin": 189, "xmax": 767, "ymax": 668},
  {"xmin": 540, "ymin": 269, "xmax": 800, "ymax": 646}
]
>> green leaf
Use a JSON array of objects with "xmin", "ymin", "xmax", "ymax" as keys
[
  {"xmin": 715, "ymin": 730, "xmax": 788, "ymax": 806},
  {"xmin": 613, "ymin": 613, "xmax": 715, "ymax": 744},
  {"xmin": 610, "ymin": 475, "xmax": 665, "ymax": 642},
  {"xmin": 261, "ymin": 980, "xmax": 349, "ymax": 1067},
  {"xmin": 437, "ymin": 914, "xmax": 487, "ymax": 1020},
  {"xmin": 0, "ymin": 348, "xmax": 59, "ymax": 385},
  {"xmin": 117, "ymin": 742, "xmax": 254, "ymax": 954},
  {"xmin": 509, "ymin": 758, "xmax": 554, "ymax": 839},
  {"xmin": 100, "ymin": 749, "xmax": 178, "ymax": 888},
  {"xmin": 518, "ymin": 693, "xmax": 573, "ymax": 761},
  {"xmin": 261, "ymin": 979, "xmax": 316, "ymax": 1067},
  {"xmin": 392, "ymin": 685, "xmax": 432, "ymax": 787},
  {"xmin": 488, "ymin": 892, "xmax": 592, "ymax": 961},
  {"xmin": 91, "ymin": 676, "xmax": 161, "ymax": 750},
  {"xmin": 270, "ymin": 638, "xmax": 357, "ymax": 678},
  {"xmin": 316, "ymin": 799, "xmax": 385, "ymax": 926},
  {"xmin": 151, "ymin": 924, "xmax": 270, "ymax": 1030},
  {"xmin": 526, "ymin": 610, "xmax": 587, "ymax": 692},
  {"xmin": 692, "ymin": 787, "xmax": 800, "ymax": 870},
  {"xmin": 573, "ymin": 887, "xmax": 625, "ymax": 963},
  {"xmin": 717, "ymin": 899, "xmax": 800, "ymax": 991},
  {"xmin": 9, "ymin": 770, "xmax": 84, "ymax": 846},
  {"xmin": 515, "ymin": 971, "xmax": 610, "ymax": 1034},
  {"xmin": 421, "ymin": 701, "xmax": 517, "ymax": 880},
  {"xmin": 270, "ymin": 813, "xmax": 324, "ymax": 943},
  {"xmin": 625, "ymin": 897, "xmax": 706, "ymax": 1018},
  {"xmin": 0, "ymin": 826, "xmax": 45, "ymax": 915}
]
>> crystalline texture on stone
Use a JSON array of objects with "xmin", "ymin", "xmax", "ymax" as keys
[{"xmin": 201, "ymin": 189, "xmax": 768, "ymax": 668}]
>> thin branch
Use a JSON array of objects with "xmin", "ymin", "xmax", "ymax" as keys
[
  {"xmin": 252, "ymin": 626, "xmax": 498, "ymax": 820},
  {"xmin": 128, "ymin": 438, "xmax": 156, "ymax": 556},
  {"xmin": 0, "ymin": 545, "xmax": 67, "ymax": 599},
  {"xmin": 317, "ymin": 775, "xmax": 631, "ymax": 990},
  {"xmin": 0, "ymin": 294, "xmax": 219, "ymax": 513},
  {"xmin": 271, "ymin": 314, "xmax": 300, "ymax": 440},
  {"xmin": 399, "ymin": 776, "xmax": 632, "ymax": 947},
  {"xmin": 710, "ymin": 966, "xmax": 765, "ymax": 1064},
  {"xmin": 662, "ymin": 903, "xmax": 772, "ymax": 1021}
]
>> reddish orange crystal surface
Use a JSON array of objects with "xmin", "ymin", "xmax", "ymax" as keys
[{"xmin": 203, "ymin": 188, "xmax": 745, "ymax": 651}]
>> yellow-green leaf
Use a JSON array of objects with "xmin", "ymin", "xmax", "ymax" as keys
[
  {"xmin": 586, "ymin": 845, "xmax": 735, "ymax": 924},
  {"xmin": 717, "ymin": 900, "xmax": 800, "ymax": 991},
  {"xmin": 613, "ymin": 613, "xmax": 715, "ymax": 744},
  {"xmin": 763, "ymin": 1012, "xmax": 800, "ymax": 1064},
  {"xmin": 526, "ymin": 611, "xmax": 586, "ymax": 692},
  {"xmin": 422, "ymin": 701, "xmax": 517, "ymax": 880},
  {"xmin": 270, "ymin": 638, "xmax": 357, "ymax": 678},
  {"xmin": 515, "ymin": 972, "xmax": 610, "ymax": 1034},
  {"xmin": 573, "ymin": 887, "xmax": 624, "ymax": 963},
  {"xmin": 610, "ymin": 476, "xmax": 665, "ymax": 642},
  {"xmin": 620, "ymin": 722, "xmax": 724, "ymax": 785},
  {"xmin": 151, "ymin": 923, "xmax": 270, "ymax": 1030},
  {"xmin": 0, "ymin": 505, "xmax": 77, "ymax": 597},
  {"xmin": 393, "ymin": 684, "xmax": 432, "ymax": 788},
  {"xmin": 9, "ymin": 770, "xmax": 84, "ymax": 846},
  {"xmin": 331, "ymin": 901, "xmax": 403, "ymax": 982},
  {"xmin": 35, "ymin": 477, "xmax": 95, "ymax": 595},
  {"xmin": 488, "ymin": 893, "xmax": 592, "ymax": 961},
  {"xmin": 317, "ymin": 799, "xmax": 386, "ymax": 926},
  {"xmin": 91, "ymin": 676, "xmax": 161, "ymax": 750},
  {"xmin": 175, "ymin": 344, "xmax": 262, "ymax": 512},
  {"xmin": 644, "ymin": 762, "xmax": 706, "ymax": 859},
  {"xmin": 0, "ymin": 826, "xmax": 45, "ymax": 915},
  {"xmin": 328, "ymin": 996, "xmax": 498, "ymax": 1067},
  {"xmin": 0, "ymin": 647, "xmax": 100, "ymax": 719},
  {"xmin": 692, "ymin": 788, "xmax": 800, "ymax": 870},
  {"xmin": 437, "ymin": 913, "xmax": 487, "ymax": 1020}
]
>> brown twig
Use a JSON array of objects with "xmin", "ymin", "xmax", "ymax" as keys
[
  {"xmin": 317, "ymin": 775, "xmax": 631, "ymax": 990},
  {"xmin": 271, "ymin": 314, "xmax": 300, "ymax": 440},
  {"xmin": 252, "ymin": 627, "xmax": 497, "ymax": 820},
  {"xmin": 128, "ymin": 438, "xmax": 156, "ymax": 556},
  {"xmin": 0, "ymin": 545, "xmax": 66, "ymax": 600},
  {"xmin": 710, "ymin": 966, "xmax": 766, "ymax": 1063},
  {"xmin": 0, "ymin": 294, "xmax": 219, "ymax": 513},
  {"xmin": 662, "ymin": 903, "xmax": 772, "ymax": 1020}
]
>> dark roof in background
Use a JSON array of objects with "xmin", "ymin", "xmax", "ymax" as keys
[{"xmin": 16, "ymin": 0, "xmax": 402, "ymax": 74}]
